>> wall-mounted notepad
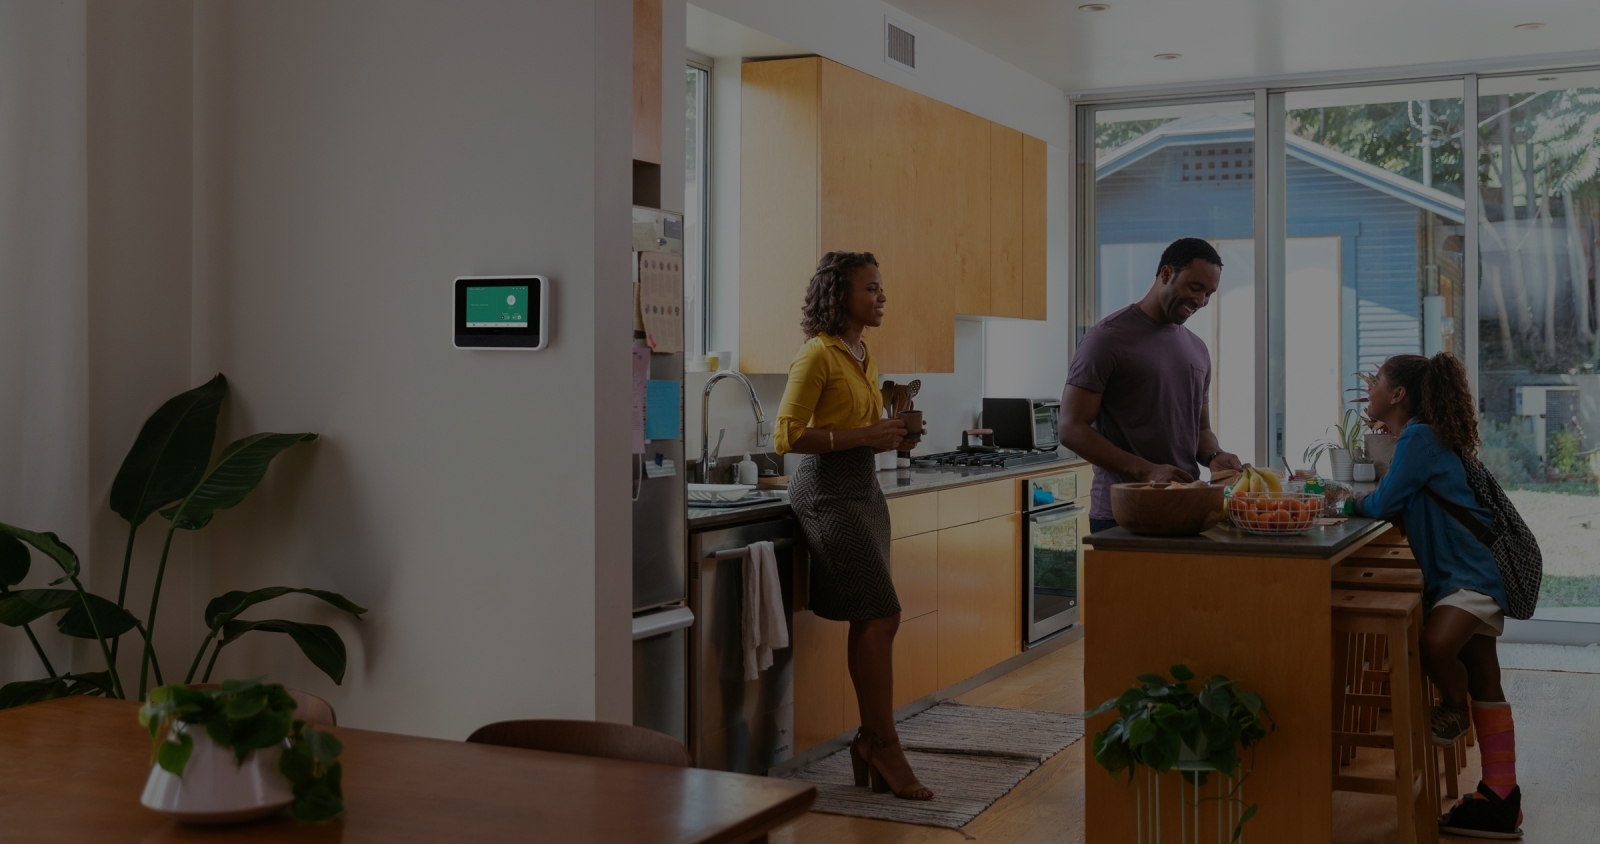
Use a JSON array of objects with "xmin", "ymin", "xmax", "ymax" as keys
[{"xmin": 645, "ymin": 379, "xmax": 681, "ymax": 442}]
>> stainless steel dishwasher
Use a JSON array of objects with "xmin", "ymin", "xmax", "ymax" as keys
[{"xmin": 688, "ymin": 515, "xmax": 797, "ymax": 774}]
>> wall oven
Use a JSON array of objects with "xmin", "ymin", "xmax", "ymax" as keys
[{"xmin": 1024, "ymin": 469, "xmax": 1087, "ymax": 645}]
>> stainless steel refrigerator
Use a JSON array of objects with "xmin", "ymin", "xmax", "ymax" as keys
[{"xmin": 630, "ymin": 207, "xmax": 691, "ymax": 745}]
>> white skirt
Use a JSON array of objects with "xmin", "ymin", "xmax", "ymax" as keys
[{"xmin": 1433, "ymin": 588, "xmax": 1506, "ymax": 638}]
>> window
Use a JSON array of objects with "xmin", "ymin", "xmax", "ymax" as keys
[
  {"xmin": 1475, "ymin": 71, "xmax": 1600, "ymax": 622},
  {"xmin": 685, "ymin": 62, "xmax": 711, "ymax": 358},
  {"xmin": 1087, "ymin": 99, "xmax": 1258, "ymax": 460}
]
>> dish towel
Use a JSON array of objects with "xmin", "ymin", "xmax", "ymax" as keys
[{"xmin": 742, "ymin": 541, "xmax": 791, "ymax": 681}]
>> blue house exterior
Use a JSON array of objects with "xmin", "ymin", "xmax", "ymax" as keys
[{"xmin": 1095, "ymin": 114, "xmax": 1466, "ymax": 396}]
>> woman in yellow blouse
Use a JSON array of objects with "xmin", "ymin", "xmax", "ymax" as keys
[{"xmin": 774, "ymin": 251, "xmax": 931, "ymax": 801}]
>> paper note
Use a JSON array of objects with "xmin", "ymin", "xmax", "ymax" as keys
[
  {"xmin": 645, "ymin": 379, "xmax": 681, "ymax": 442},
  {"xmin": 631, "ymin": 346, "xmax": 649, "ymax": 454},
  {"xmin": 639, "ymin": 252, "xmax": 684, "ymax": 354}
]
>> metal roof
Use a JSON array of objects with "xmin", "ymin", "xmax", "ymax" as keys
[{"xmin": 1095, "ymin": 114, "xmax": 1466, "ymax": 222}]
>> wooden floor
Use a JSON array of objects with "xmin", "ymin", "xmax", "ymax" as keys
[{"xmin": 771, "ymin": 641, "xmax": 1600, "ymax": 843}]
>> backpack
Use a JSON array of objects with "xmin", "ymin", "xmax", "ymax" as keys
[{"xmin": 1424, "ymin": 453, "xmax": 1543, "ymax": 620}]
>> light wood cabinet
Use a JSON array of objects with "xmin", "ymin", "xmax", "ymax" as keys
[
  {"xmin": 740, "ymin": 56, "xmax": 1047, "ymax": 375},
  {"xmin": 792, "ymin": 608, "xmax": 847, "ymax": 753},
  {"xmin": 887, "ymin": 491, "xmax": 937, "ymax": 540},
  {"xmin": 1022, "ymin": 135, "xmax": 1048, "ymax": 320},
  {"xmin": 936, "ymin": 514, "xmax": 1021, "ymax": 688},
  {"xmin": 791, "ymin": 481, "xmax": 1029, "ymax": 753},
  {"xmin": 890, "ymin": 532, "xmax": 938, "ymax": 621},
  {"xmin": 937, "ymin": 479, "xmax": 1015, "ymax": 530},
  {"xmin": 631, "ymin": 0, "xmax": 661, "ymax": 165},
  {"xmin": 893, "ymin": 612, "xmax": 940, "ymax": 708}
]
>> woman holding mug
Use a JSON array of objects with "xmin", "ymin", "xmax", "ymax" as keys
[{"xmin": 774, "ymin": 251, "xmax": 931, "ymax": 801}]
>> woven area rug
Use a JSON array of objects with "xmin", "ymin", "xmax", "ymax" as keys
[{"xmin": 784, "ymin": 702, "xmax": 1085, "ymax": 829}]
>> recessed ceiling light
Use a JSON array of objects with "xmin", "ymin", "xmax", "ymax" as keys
[
  {"xmin": 1513, "ymin": 22, "xmax": 1546, "ymax": 30},
  {"xmin": 1154, "ymin": 53, "xmax": 1181, "ymax": 60},
  {"xmin": 1537, "ymin": 75, "xmax": 1559, "ymax": 81},
  {"xmin": 1078, "ymin": 3, "xmax": 1110, "ymax": 10}
]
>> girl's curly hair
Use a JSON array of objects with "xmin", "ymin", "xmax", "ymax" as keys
[
  {"xmin": 1381, "ymin": 352, "xmax": 1480, "ymax": 457},
  {"xmin": 800, "ymin": 251, "xmax": 878, "ymax": 339}
]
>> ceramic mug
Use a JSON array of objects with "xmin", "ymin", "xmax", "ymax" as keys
[{"xmin": 897, "ymin": 410, "xmax": 923, "ymax": 446}]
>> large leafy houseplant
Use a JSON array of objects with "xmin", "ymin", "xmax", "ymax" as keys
[
  {"xmin": 1085, "ymin": 665, "xmax": 1274, "ymax": 841},
  {"xmin": 140, "ymin": 677, "xmax": 345, "ymax": 822},
  {"xmin": 0, "ymin": 375, "xmax": 366, "ymax": 707}
]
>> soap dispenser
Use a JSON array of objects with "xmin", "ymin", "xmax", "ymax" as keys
[{"xmin": 737, "ymin": 453, "xmax": 758, "ymax": 485}]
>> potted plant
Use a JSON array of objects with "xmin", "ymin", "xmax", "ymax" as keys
[
  {"xmin": 139, "ymin": 677, "xmax": 344, "ymax": 824},
  {"xmin": 0, "ymin": 375, "xmax": 366, "ymax": 711},
  {"xmin": 1086, "ymin": 664, "xmax": 1273, "ymax": 841},
  {"xmin": 1303, "ymin": 408, "xmax": 1367, "ymax": 483}
]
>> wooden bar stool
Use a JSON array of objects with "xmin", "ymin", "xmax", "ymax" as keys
[
  {"xmin": 1341, "ymin": 544, "xmax": 1419, "ymax": 568},
  {"xmin": 1330, "ymin": 566, "xmax": 1469, "ymax": 798},
  {"xmin": 1331, "ymin": 589, "xmax": 1439, "ymax": 844}
]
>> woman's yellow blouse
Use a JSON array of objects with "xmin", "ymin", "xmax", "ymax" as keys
[{"xmin": 773, "ymin": 334, "xmax": 883, "ymax": 454}]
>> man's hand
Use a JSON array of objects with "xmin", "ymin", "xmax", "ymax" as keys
[
  {"xmin": 1208, "ymin": 451, "xmax": 1244, "ymax": 473},
  {"xmin": 1138, "ymin": 463, "xmax": 1195, "ymax": 484}
]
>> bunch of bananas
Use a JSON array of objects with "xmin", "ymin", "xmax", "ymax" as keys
[{"xmin": 1231, "ymin": 466, "xmax": 1282, "ymax": 495}]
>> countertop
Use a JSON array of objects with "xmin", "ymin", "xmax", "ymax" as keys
[
  {"xmin": 1084, "ymin": 516, "xmax": 1388, "ymax": 559},
  {"xmin": 687, "ymin": 456, "xmax": 1087, "ymax": 530}
]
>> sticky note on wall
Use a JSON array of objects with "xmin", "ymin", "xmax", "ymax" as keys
[{"xmin": 645, "ymin": 380, "xmax": 681, "ymax": 442}]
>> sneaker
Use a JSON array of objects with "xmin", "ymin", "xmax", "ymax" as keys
[
  {"xmin": 1431, "ymin": 705, "xmax": 1470, "ymax": 747},
  {"xmin": 1439, "ymin": 782, "xmax": 1523, "ymax": 839}
]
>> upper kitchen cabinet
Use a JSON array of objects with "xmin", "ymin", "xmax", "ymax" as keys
[
  {"xmin": 739, "ymin": 57, "xmax": 1046, "ymax": 375},
  {"xmin": 632, "ymin": 0, "xmax": 662, "ymax": 165}
]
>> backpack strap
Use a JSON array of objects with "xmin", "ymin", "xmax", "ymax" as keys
[{"xmin": 1423, "ymin": 486, "xmax": 1497, "ymax": 546}]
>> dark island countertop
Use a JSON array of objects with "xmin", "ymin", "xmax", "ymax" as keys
[
  {"xmin": 688, "ymin": 456, "xmax": 1087, "ymax": 530},
  {"xmin": 1084, "ymin": 517, "xmax": 1389, "ymax": 559}
]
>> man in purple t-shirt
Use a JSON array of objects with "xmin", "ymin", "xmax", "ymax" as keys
[{"xmin": 1061, "ymin": 238, "xmax": 1244, "ymax": 531}]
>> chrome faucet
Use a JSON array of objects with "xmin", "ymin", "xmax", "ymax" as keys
[{"xmin": 700, "ymin": 370, "xmax": 766, "ymax": 483}]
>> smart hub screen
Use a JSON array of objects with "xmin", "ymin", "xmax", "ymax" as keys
[{"xmin": 465, "ymin": 285, "xmax": 529, "ymax": 327}]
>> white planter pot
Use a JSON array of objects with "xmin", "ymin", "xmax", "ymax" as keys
[
  {"xmin": 1352, "ymin": 462, "xmax": 1377, "ymax": 483},
  {"xmin": 1328, "ymin": 448, "xmax": 1355, "ymax": 482},
  {"xmin": 141, "ymin": 725, "xmax": 294, "ymax": 825}
]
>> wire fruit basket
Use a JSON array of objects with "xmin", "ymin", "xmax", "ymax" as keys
[{"xmin": 1227, "ymin": 492, "xmax": 1325, "ymax": 535}]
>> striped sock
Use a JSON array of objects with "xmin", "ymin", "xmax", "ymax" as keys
[{"xmin": 1472, "ymin": 701, "xmax": 1517, "ymax": 800}]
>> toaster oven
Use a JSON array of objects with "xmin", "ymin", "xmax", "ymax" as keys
[{"xmin": 982, "ymin": 398, "xmax": 1061, "ymax": 451}]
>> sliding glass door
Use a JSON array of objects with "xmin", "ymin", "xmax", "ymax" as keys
[
  {"xmin": 1475, "ymin": 72, "xmax": 1600, "ymax": 629},
  {"xmin": 1083, "ymin": 99, "xmax": 1259, "ymax": 462}
]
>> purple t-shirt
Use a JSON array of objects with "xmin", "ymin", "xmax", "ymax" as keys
[{"xmin": 1065, "ymin": 304, "xmax": 1212, "ymax": 520}]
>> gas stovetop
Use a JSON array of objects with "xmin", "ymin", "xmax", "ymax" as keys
[{"xmin": 910, "ymin": 449, "xmax": 1060, "ymax": 469}]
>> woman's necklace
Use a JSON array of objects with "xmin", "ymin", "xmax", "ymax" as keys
[{"xmin": 845, "ymin": 337, "xmax": 866, "ymax": 362}]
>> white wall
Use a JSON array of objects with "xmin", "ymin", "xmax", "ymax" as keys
[
  {"xmin": 1, "ymin": 0, "xmax": 636, "ymax": 738},
  {"xmin": 185, "ymin": 0, "xmax": 634, "ymax": 737},
  {"xmin": 0, "ymin": 0, "xmax": 90, "ymax": 685},
  {"xmin": 690, "ymin": 2, "xmax": 1075, "ymax": 460}
]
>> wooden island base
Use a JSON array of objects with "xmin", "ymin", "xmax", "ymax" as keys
[{"xmin": 1083, "ymin": 519, "xmax": 1390, "ymax": 844}]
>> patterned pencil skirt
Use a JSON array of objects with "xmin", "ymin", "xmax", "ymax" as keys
[{"xmin": 788, "ymin": 446, "xmax": 901, "ymax": 622}]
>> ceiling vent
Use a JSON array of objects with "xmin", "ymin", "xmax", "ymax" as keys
[{"xmin": 885, "ymin": 18, "xmax": 916, "ymax": 72}]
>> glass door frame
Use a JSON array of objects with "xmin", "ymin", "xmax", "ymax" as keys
[
  {"xmin": 1074, "ymin": 65, "xmax": 1600, "ymax": 644},
  {"xmin": 1073, "ymin": 91, "xmax": 1285, "ymax": 469}
]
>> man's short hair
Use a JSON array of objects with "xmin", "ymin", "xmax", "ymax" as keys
[{"xmin": 1158, "ymin": 238, "xmax": 1224, "ymax": 276}]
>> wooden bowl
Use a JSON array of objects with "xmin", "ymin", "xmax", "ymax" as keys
[{"xmin": 1109, "ymin": 482, "xmax": 1228, "ymax": 536}]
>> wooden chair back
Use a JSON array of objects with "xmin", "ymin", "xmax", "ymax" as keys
[
  {"xmin": 186, "ymin": 684, "xmax": 337, "ymax": 727},
  {"xmin": 466, "ymin": 719, "xmax": 690, "ymax": 768}
]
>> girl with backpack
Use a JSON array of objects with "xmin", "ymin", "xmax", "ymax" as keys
[{"xmin": 1348, "ymin": 352, "xmax": 1535, "ymax": 839}]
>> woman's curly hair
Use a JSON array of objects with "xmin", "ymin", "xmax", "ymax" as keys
[
  {"xmin": 1381, "ymin": 352, "xmax": 1480, "ymax": 457},
  {"xmin": 800, "ymin": 251, "xmax": 878, "ymax": 339}
]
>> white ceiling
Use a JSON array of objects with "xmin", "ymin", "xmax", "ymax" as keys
[{"xmin": 881, "ymin": 0, "xmax": 1600, "ymax": 93}]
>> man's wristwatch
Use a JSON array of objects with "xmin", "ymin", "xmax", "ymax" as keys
[{"xmin": 1199, "ymin": 450, "xmax": 1220, "ymax": 466}]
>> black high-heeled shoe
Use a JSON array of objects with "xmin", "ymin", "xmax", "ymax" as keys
[{"xmin": 848, "ymin": 728, "xmax": 872, "ymax": 788}]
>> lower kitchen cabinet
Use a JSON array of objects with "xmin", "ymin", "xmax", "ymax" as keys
[
  {"xmin": 890, "ymin": 531, "xmax": 938, "ymax": 620},
  {"xmin": 893, "ymin": 612, "xmax": 940, "ymax": 707},
  {"xmin": 792, "ymin": 608, "xmax": 847, "ymax": 753},
  {"xmin": 936, "ymin": 513, "xmax": 1021, "ymax": 688}
]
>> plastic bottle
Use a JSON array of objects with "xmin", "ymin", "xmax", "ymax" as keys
[{"xmin": 737, "ymin": 454, "xmax": 758, "ymax": 485}]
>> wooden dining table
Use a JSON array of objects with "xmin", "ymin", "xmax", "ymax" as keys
[{"xmin": 0, "ymin": 696, "xmax": 814, "ymax": 843}]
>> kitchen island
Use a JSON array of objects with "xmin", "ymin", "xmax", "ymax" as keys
[{"xmin": 1082, "ymin": 518, "xmax": 1391, "ymax": 844}]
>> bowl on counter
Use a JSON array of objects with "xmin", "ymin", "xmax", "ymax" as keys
[
  {"xmin": 1226, "ymin": 492, "xmax": 1325, "ymax": 535},
  {"xmin": 1109, "ymin": 482, "xmax": 1228, "ymax": 536}
]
